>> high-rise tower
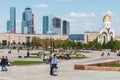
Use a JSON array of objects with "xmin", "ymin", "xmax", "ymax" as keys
[
  {"xmin": 52, "ymin": 17, "xmax": 61, "ymax": 35},
  {"xmin": 22, "ymin": 7, "xmax": 34, "ymax": 34},
  {"xmin": 32, "ymin": 14, "xmax": 35, "ymax": 33},
  {"xmin": 7, "ymin": 7, "xmax": 16, "ymax": 33},
  {"xmin": 43, "ymin": 16, "xmax": 64, "ymax": 35},
  {"xmin": 62, "ymin": 20, "xmax": 70, "ymax": 35},
  {"xmin": 43, "ymin": 16, "xmax": 49, "ymax": 34},
  {"xmin": 7, "ymin": 20, "xmax": 11, "ymax": 33},
  {"xmin": 10, "ymin": 7, "xmax": 16, "ymax": 33}
]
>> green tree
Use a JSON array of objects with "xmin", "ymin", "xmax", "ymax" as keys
[
  {"xmin": 0, "ymin": 42, "xmax": 2, "ymax": 48},
  {"xmin": 106, "ymin": 38, "xmax": 114, "ymax": 49},
  {"xmin": 22, "ymin": 42, "xmax": 26, "ymax": 47},
  {"xmin": 31, "ymin": 37, "xmax": 41, "ymax": 48},
  {"xmin": 113, "ymin": 40, "xmax": 120, "ymax": 50},
  {"xmin": 76, "ymin": 42, "xmax": 83, "ymax": 49},
  {"xmin": 8, "ymin": 41, "xmax": 10, "ymax": 47}
]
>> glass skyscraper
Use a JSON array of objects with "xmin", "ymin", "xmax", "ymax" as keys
[
  {"xmin": 43, "ymin": 16, "xmax": 63, "ymax": 35},
  {"xmin": 62, "ymin": 20, "xmax": 70, "ymax": 35},
  {"xmin": 10, "ymin": 7, "xmax": 16, "ymax": 33},
  {"xmin": 43, "ymin": 16, "xmax": 49, "ymax": 34},
  {"xmin": 52, "ymin": 17, "xmax": 61, "ymax": 35},
  {"xmin": 7, "ymin": 20, "xmax": 11, "ymax": 33},
  {"xmin": 7, "ymin": 7, "xmax": 16, "ymax": 33},
  {"xmin": 22, "ymin": 7, "xmax": 34, "ymax": 34}
]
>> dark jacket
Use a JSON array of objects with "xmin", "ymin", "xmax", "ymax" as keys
[{"xmin": 1, "ymin": 58, "xmax": 6, "ymax": 65}]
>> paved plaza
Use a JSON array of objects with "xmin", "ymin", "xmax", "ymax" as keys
[{"xmin": 0, "ymin": 49, "xmax": 120, "ymax": 80}]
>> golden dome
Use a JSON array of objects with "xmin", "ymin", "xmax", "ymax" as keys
[{"xmin": 103, "ymin": 15, "xmax": 111, "ymax": 21}]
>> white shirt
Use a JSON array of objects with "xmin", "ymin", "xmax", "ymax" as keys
[{"xmin": 51, "ymin": 57, "xmax": 57, "ymax": 64}]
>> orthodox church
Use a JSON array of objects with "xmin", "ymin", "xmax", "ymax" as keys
[{"xmin": 98, "ymin": 13, "xmax": 115, "ymax": 44}]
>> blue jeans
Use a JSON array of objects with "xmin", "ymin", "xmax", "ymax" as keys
[
  {"xmin": 50, "ymin": 64, "xmax": 57, "ymax": 75},
  {"xmin": 1, "ymin": 64, "xmax": 7, "ymax": 71}
]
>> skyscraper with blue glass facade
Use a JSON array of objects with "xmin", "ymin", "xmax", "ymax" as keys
[
  {"xmin": 62, "ymin": 20, "xmax": 70, "ymax": 35},
  {"xmin": 43, "ymin": 16, "xmax": 62, "ymax": 35},
  {"xmin": 43, "ymin": 16, "xmax": 49, "ymax": 34},
  {"xmin": 43, "ymin": 15, "xmax": 70, "ymax": 35},
  {"xmin": 52, "ymin": 17, "xmax": 61, "ymax": 35},
  {"xmin": 22, "ymin": 7, "xmax": 34, "ymax": 34},
  {"xmin": 10, "ymin": 7, "xmax": 16, "ymax": 33},
  {"xmin": 7, "ymin": 7, "xmax": 16, "ymax": 33},
  {"xmin": 7, "ymin": 20, "xmax": 11, "ymax": 33}
]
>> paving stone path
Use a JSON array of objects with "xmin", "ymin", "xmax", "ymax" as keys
[{"xmin": 0, "ymin": 49, "xmax": 120, "ymax": 80}]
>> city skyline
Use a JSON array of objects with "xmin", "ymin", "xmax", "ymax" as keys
[{"xmin": 1, "ymin": 0, "xmax": 120, "ymax": 35}]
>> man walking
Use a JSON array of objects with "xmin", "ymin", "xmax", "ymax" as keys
[
  {"xmin": 1, "ymin": 56, "xmax": 8, "ymax": 71},
  {"xmin": 50, "ymin": 54, "xmax": 58, "ymax": 76}
]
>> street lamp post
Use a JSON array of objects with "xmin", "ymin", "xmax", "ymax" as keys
[
  {"xmin": 26, "ymin": 37, "xmax": 30, "ymax": 57},
  {"xmin": 50, "ymin": 38, "xmax": 54, "ymax": 54},
  {"xmin": 45, "ymin": 39, "xmax": 48, "ymax": 51}
]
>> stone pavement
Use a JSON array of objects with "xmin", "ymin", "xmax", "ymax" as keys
[
  {"xmin": 0, "ymin": 59, "xmax": 120, "ymax": 80},
  {"xmin": 0, "ymin": 49, "xmax": 120, "ymax": 80}
]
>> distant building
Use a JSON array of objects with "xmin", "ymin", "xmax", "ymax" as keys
[
  {"xmin": 84, "ymin": 12, "xmax": 115, "ymax": 44},
  {"xmin": 84, "ymin": 31, "xmax": 99, "ymax": 43},
  {"xmin": 43, "ymin": 16, "xmax": 49, "ymax": 34},
  {"xmin": 7, "ymin": 20, "xmax": 11, "ymax": 33},
  {"xmin": 32, "ymin": 14, "xmax": 35, "ymax": 33},
  {"xmin": 7, "ymin": 7, "xmax": 16, "ymax": 33},
  {"xmin": 62, "ymin": 20, "xmax": 70, "ymax": 35},
  {"xmin": 0, "ymin": 33, "xmax": 68, "ymax": 46},
  {"xmin": 69, "ymin": 34, "xmax": 84, "ymax": 41},
  {"xmin": 10, "ymin": 7, "xmax": 16, "ymax": 33},
  {"xmin": 98, "ymin": 12, "xmax": 115, "ymax": 44},
  {"xmin": 21, "ymin": 21, "xmax": 27, "ymax": 34},
  {"xmin": 52, "ymin": 17, "xmax": 61, "ymax": 35},
  {"xmin": 22, "ymin": 7, "xmax": 35, "ymax": 34},
  {"xmin": 43, "ymin": 15, "xmax": 70, "ymax": 35}
]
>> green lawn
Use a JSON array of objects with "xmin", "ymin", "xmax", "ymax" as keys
[
  {"xmin": 28, "ymin": 56, "xmax": 40, "ymax": 58},
  {"xmin": 11, "ymin": 60, "xmax": 45, "ymax": 65},
  {"xmin": 110, "ymin": 64, "xmax": 120, "ymax": 67},
  {"xmin": 70, "ymin": 55, "xmax": 87, "ymax": 59}
]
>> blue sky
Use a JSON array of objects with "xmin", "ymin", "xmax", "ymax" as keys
[{"xmin": 0, "ymin": 0, "xmax": 120, "ymax": 35}]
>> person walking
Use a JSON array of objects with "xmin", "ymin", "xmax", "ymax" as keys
[
  {"xmin": 107, "ymin": 51, "xmax": 111, "ymax": 56},
  {"xmin": 101, "ymin": 52, "xmax": 104, "ymax": 56},
  {"xmin": 5, "ymin": 56, "xmax": 8, "ymax": 66},
  {"xmin": 1, "ymin": 56, "xmax": 8, "ymax": 71},
  {"xmin": 50, "ymin": 54, "xmax": 58, "ymax": 76}
]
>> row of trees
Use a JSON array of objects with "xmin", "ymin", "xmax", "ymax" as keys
[
  {"xmin": 30, "ymin": 37, "xmax": 120, "ymax": 50},
  {"xmin": 30, "ymin": 37, "xmax": 79, "ymax": 49},
  {"xmin": 1, "ymin": 37, "xmax": 120, "ymax": 50},
  {"xmin": 85, "ymin": 38, "xmax": 120, "ymax": 50}
]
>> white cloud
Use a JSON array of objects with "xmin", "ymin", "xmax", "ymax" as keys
[
  {"xmin": 34, "ymin": 4, "xmax": 48, "ymax": 9},
  {"xmin": 82, "ymin": 22, "xmax": 98, "ymax": 32},
  {"xmin": 69, "ymin": 12, "xmax": 96, "ymax": 17},
  {"xmin": 85, "ymin": 22, "xmax": 94, "ymax": 26},
  {"xmin": 90, "ymin": 13, "xmax": 96, "ymax": 17},
  {"xmin": 57, "ymin": 13, "xmax": 97, "ymax": 34},
  {"xmin": 102, "ymin": 10, "xmax": 117, "ymax": 16}
]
